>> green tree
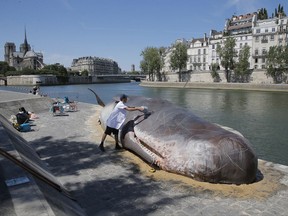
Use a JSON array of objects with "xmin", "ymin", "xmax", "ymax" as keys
[
  {"xmin": 266, "ymin": 45, "xmax": 288, "ymax": 83},
  {"xmin": 233, "ymin": 45, "xmax": 251, "ymax": 83},
  {"xmin": 0, "ymin": 61, "xmax": 16, "ymax": 76},
  {"xmin": 210, "ymin": 63, "xmax": 221, "ymax": 82},
  {"xmin": 170, "ymin": 42, "xmax": 188, "ymax": 82},
  {"xmin": 41, "ymin": 64, "xmax": 68, "ymax": 76},
  {"xmin": 140, "ymin": 47, "xmax": 163, "ymax": 81},
  {"xmin": 81, "ymin": 70, "xmax": 89, "ymax": 76},
  {"xmin": 258, "ymin": 8, "xmax": 268, "ymax": 20},
  {"xmin": 274, "ymin": 4, "xmax": 286, "ymax": 17},
  {"xmin": 216, "ymin": 37, "xmax": 237, "ymax": 82}
]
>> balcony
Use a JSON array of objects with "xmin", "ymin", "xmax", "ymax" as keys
[{"xmin": 261, "ymin": 39, "xmax": 268, "ymax": 43}]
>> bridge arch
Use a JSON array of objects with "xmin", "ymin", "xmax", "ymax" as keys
[{"xmin": 0, "ymin": 77, "xmax": 7, "ymax": 86}]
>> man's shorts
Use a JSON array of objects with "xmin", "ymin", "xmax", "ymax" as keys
[{"xmin": 105, "ymin": 126, "xmax": 119, "ymax": 136}]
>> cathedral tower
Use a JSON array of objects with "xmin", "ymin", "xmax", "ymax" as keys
[{"xmin": 20, "ymin": 28, "xmax": 31, "ymax": 54}]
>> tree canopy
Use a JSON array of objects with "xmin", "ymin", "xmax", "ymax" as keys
[
  {"xmin": 274, "ymin": 4, "xmax": 286, "ymax": 17},
  {"xmin": 0, "ymin": 61, "xmax": 16, "ymax": 76},
  {"xmin": 170, "ymin": 42, "xmax": 188, "ymax": 82},
  {"xmin": 258, "ymin": 8, "xmax": 268, "ymax": 20},
  {"xmin": 266, "ymin": 45, "xmax": 288, "ymax": 83},
  {"xmin": 140, "ymin": 47, "xmax": 164, "ymax": 81},
  {"xmin": 216, "ymin": 37, "xmax": 237, "ymax": 82},
  {"xmin": 233, "ymin": 45, "xmax": 251, "ymax": 83}
]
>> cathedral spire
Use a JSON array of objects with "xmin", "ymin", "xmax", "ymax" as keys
[{"xmin": 23, "ymin": 26, "xmax": 29, "ymax": 54}]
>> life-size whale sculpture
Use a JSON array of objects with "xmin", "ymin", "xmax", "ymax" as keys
[{"xmin": 90, "ymin": 90, "xmax": 258, "ymax": 184}]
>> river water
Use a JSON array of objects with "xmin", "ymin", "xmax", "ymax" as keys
[{"xmin": 1, "ymin": 82, "xmax": 288, "ymax": 166}]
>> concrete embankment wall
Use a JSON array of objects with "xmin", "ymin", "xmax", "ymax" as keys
[
  {"xmin": 140, "ymin": 81, "xmax": 288, "ymax": 92},
  {"xmin": 159, "ymin": 70, "xmax": 274, "ymax": 84},
  {"xmin": 0, "ymin": 91, "xmax": 53, "ymax": 119}
]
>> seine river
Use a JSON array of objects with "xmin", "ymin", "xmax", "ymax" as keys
[{"xmin": 1, "ymin": 82, "xmax": 288, "ymax": 166}]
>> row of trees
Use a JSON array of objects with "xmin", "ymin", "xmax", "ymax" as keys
[
  {"xmin": 258, "ymin": 4, "xmax": 286, "ymax": 20},
  {"xmin": 140, "ymin": 37, "xmax": 252, "ymax": 83},
  {"xmin": 0, "ymin": 62, "xmax": 69, "ymax": 77},
  {"xmin": 216, "ymin": 37, "xmax": 252, "ymax": 83},
  {"xmin": 140, "ymin": 42, "xmax": 188, "ymax": 82},
  {"xmin": 141, "ymin": 35, "xmax": 288, "ymax": 84}
]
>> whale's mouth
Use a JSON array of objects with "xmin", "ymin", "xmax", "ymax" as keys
[
  {"xmin": 123, "ymin": 131, "xmax": 164, "ymax": 167},
  {"xmin": 138, "ymin": 139, "xmax": 164, "ymax": 167},
  {"xmin": 138, "ymin": 138, "xmax": 164, "ymax": 160}
]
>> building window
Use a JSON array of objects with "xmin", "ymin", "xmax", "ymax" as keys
[
  {"xmin": 262, "ymin": 58, "xmax": 266, "ymax": 63},
  {"xmin": 212, "ymin": 44, "xmax": 215, "ymax": 49},
  {"xmin": 203, "ymin": 57, "xmax": 206, "ymax": 63},
  {"xmin": 262, "ymin": 49, "xmax": 267, "ymax": 55},
  {"xmin": 190, "ymin": 65, "xmax": 193, "ymax": 70},
  {"xmin": 271, "ymin": 35, "xmax": 274, "ymax": 41},
  {"xmin": 272, "ymin": 27, "xmax": 275, "ymax": 32},
  {"xmin": 255, "ymin": 58, "xmax": 258, "ymax": 63},
  {"xmin": 198, "ymin": 49, "xmax": 201, "ymax": 54},
  {"xmin": 261, "ymin": 36, "xmax": 268, "ymax": 43},
  {"xmin": 240, "ymin": 43, "xmax": 242, "ymax": 48},
  {"xmin": 255, "ymin": 49, "xmax": 259, "ymax": 55},
  {"xmin": 256, "ymin": 29, "xmax": 260, "ymax": 34},
  {"xmin": 254, "ymin": 65, "xmax": 258, "ymax": 69},
  {"xmin": 203, "ymin": 49, "xmax": 206, "ymax": 54},
  {"xmin": 198, "ymin": 57, "xmax": 200, "ymax": 62},
  {"xmin": 203, "ymin": 65, "xmax": 206, "ymax": 70},
  {"xmin": 261, "ymin": 64, "xmax": 266, "ymax": 69},
  {"xmin": 255, "ymin": 36, "xmax": 259, "ymax": 42},
  {"xmin": 265, "ymin": 29, "xmax": 268, "ymax": 33}
]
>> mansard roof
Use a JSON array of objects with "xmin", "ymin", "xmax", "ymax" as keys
[
  {"xmin": 231, "ymin": 12, "xmax": 257, "ymax": 22},
  {"xmin": 191, "ymin": 38, "xmax": 207, "ymax": 43}
]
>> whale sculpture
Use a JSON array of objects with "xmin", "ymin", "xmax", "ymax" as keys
[{"xmin": 90, "ymin": 90, "xmax": 258, "ymax": 184}]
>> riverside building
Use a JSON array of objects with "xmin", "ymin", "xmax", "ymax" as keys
[
  {"xmin": 70, "ymin": 56, "xmax": 120, "ymax": 76},
  {"xmin": 161, "ymin": 12, "xmax": 288, "ymax": 82}
]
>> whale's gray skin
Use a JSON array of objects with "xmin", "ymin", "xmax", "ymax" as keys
[{"xmin": 99, "ymin": 95, "xmax": 258, "ymax": 184}]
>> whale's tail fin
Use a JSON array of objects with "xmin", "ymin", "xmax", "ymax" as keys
[{"xmin": 88, "ymin": 88, "xmax": 105, "ymax": 107}]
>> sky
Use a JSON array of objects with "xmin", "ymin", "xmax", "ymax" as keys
[{"xmin": 0, "ymin": 0, "xmax": 287, "ymax": 71}]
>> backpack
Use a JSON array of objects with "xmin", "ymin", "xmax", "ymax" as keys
[{"xmin": 19, "ymin": 123, "xmax": 31, "ymax": 132}]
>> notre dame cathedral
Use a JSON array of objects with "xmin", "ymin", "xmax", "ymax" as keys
[{"xmin": 4, "ymin": 30, "xmax": 45, "ymax": 71}]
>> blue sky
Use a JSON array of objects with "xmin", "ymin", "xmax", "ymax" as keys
[{"xmin": 0, "ymin": 0, "xmax": 287, "ymax": 71}]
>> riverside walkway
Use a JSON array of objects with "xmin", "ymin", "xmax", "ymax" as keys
[{"xmin": 0, "ymin": 90, "xmax": 288, "ymax": 216}]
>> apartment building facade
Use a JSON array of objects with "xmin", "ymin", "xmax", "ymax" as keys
[
  {"xmin": 71, "ymin": 56, "xmax": 120, "ymax": 76},
  {"xmin": 187, "ymin": 34, "xmax": 209, "ymax": 72},
  {"xmin": 161, "ymin": 12, "xmax": 288, "ymax": 79}
]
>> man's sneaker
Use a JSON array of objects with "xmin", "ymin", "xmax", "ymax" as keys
[{"xmin": 99, "ymin": 144, "xmax": 105, "ymax": 152}]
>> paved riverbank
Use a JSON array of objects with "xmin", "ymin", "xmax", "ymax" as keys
[
  {"xmin": 140, "ymin": 81, "xmax": 288, "ymax": 92},
  {"xmin": 1, "ymin": 90, "xmax": 288, "ymax": 215}
]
